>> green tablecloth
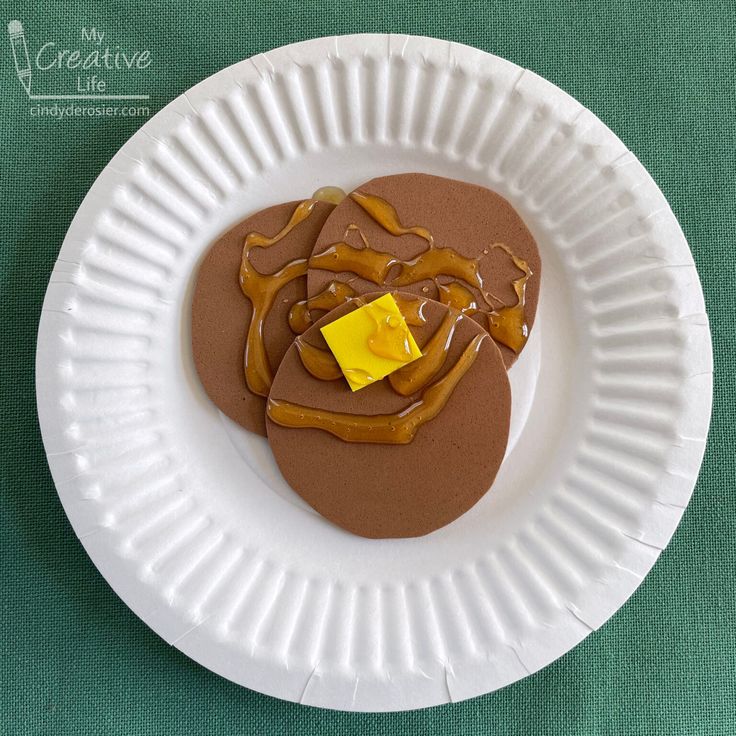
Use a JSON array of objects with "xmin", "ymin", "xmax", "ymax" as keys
[{"xmin": 2, "ymin": 1, "xmax": 734, "ymax": 733}]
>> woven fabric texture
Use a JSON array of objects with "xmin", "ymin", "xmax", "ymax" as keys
[{"xmin": 1, "ymin": 1, "xmax": 734, "ymax": 734}]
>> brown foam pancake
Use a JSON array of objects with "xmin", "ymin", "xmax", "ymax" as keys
[
  {"xmin": 266, "ymin": 292, "xmax": 511, "ymax": 538},
  {"xmin": 307, "ymin": 173, "xmax": 541, "ymax": 367},
  {"xmin": 192, "ymin": 199, "xmax": 335, "ymax": 435}
]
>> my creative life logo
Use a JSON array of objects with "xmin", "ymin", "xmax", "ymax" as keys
[{"xmin": 8, "ymin": 20, "xmax": 151, "ymax": 116}]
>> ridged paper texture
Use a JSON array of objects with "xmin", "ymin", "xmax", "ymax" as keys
[{"xmin": 36, "ymin": 34, "xmax": 711, "ymax": 711}]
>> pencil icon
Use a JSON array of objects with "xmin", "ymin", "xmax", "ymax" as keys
[{"xmin": 8, "ymin": 20, "xmax": 31, "ymax": 96}]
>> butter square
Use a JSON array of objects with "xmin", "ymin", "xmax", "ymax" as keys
[{"xmin": 320, "ymin": 293, "xmax": 422, "ymax": 391}]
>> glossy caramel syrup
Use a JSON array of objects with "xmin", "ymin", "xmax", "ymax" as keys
[
  {"xmin": 308, "ymin": 190, "xmax": 531, "ymax": 353},
  {"xmin": 487, "ymin": 243, "xmax": 532, "ymax": 354},
  {"xmin": 436, "ymin": 280, "xmax": 479, "ymax": 316},
  {"xmin": 312, "ymin": 186, "xmax": 347, "ymax": 205},
  {"xmin": 238, "ymin": 199, "xmax": 316, "ymax": 396},
  {"xmin": 294, "ymin": 292, "xmax": 427, "ymax": 382},
  {"xmin": 294, "ymin": 336, "xmax": 342, "ymax": 381},
  {"xmin": 267, "ymin": 334, "xmax": 486, "ymax": 444},
  {"xmin": 289, "ymin": 280, "xmax": 357, "ymax": 334},
  {"xmin": 391, "ymin": 293, "xmax": 427, "ymax": 326},
  {"xmin": 365, "ymin": 300, "xmax": 415, "ymax": 362},
  {"xmin": 388, "ymin": 310, "xmax": 461, "ymax": 396},
  {"xmin": 350, "ymin": 190, "xmax": 434, "ymax": 243}
]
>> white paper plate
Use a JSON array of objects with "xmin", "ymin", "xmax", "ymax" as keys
[{"xmin": 36, "ymin": 34, "xmax": 712, "ymax": 711}]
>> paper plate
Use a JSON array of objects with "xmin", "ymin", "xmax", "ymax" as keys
[{"xmin": 36, "ymin": 34, "xmax": 712, "ymax": 711}]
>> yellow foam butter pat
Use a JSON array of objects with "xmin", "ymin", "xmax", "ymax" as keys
[{"xmin": 320, "ymin": 293, "xmax": 423, "ymax": 391}]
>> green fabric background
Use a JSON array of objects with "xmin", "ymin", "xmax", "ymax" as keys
[{"xmin": 1, "ymin": 1, "xmax": 734, "ymax": 733}]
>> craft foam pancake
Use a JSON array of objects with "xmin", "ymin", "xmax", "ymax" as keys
[
  {"xmin": 307, "ymin": 173, "xmax": 541, "ymax": 367},
  {"xmin": 266, "ymin": 292, "xmax": 511, "ymax": 539},
  {"xmin": 191, "ymin": 199, "xmax": 334, "ymax": 435}
]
